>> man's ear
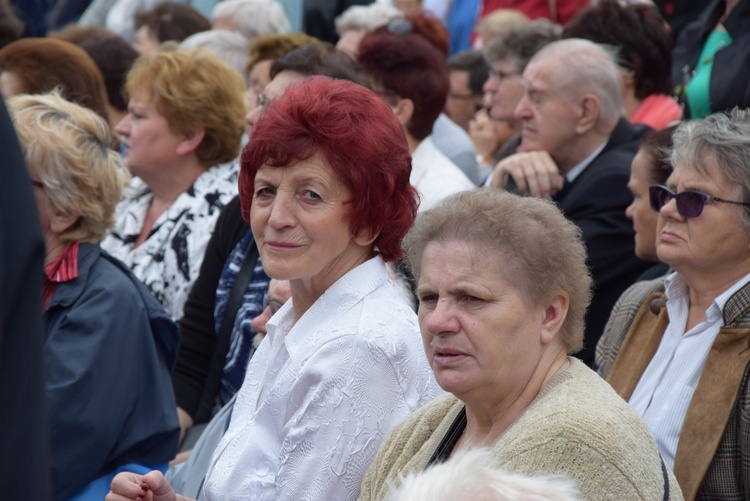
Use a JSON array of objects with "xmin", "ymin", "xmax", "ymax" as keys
[
  {"xmin": 392, "ymin": 98, "xmax": 415, "ymax": 127},
  {"xmin": 49, "ymin": 208, "xmax": 80, "ymax": 235},
  {"xmin": 574, "ymin": 94, "xmax": 600, "ymax": 135},
  {"xmin": 539, "ymin": 292, "xmax": 569, "ymax": 346},
  {"xmin": 176, "ymin": 128, "xmax": 206, "ymax": 156}
]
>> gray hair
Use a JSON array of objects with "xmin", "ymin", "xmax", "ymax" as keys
[
  {"xmin": 531, "ymin": 38, "xmax": 623, "ymax": 121},
  {"xmin": 404, "ymin": 189, "xmax": 592, "ymax": 353},
  {"xmin": 335, "ymin": 3, "xmax": 402, "ymax": 35},
  {"xmin": 211, "ymin": 0, "xmax": 291, "ymax": 39},
  {"xmin": 387, "ymin": 448, "xmax": 582, "ymax": 501},
  {"xmin": 182, "ymin": 29, "xmax": 249, "ymax": 80},
  {"xmin": 671, "ymin": 108, "xmax": 750, "ymax": 229},
  {"xmin": 483, "ymin": 19, "xmax": 561, "ymax": 73}
]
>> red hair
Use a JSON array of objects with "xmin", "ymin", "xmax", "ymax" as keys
[
  {"xmin": 358, "ymin": 31, "xmax": 448, "ymax": 141},
  {"xmin": 240, "ymin": 76, "xmax": 418, "ymax": 261}
]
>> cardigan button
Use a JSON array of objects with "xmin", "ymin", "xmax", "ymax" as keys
[{"xmin": 649, "ymin": 298, "xmax": 662, "ymax": 314}]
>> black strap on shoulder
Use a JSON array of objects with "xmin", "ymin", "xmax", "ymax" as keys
[
  {"xmin": 426, "ymin": 406, "xmax": 467, "ymax": 468},
  {"xmin": 194, "ymin": 239, "xmax": 259, "ymax": 422},
  {"xmin": 660, "ymin": 454, "xmax": 670, "ymax": 501}
]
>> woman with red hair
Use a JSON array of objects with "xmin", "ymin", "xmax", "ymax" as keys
[{"xmin": 109, "ymin": 76, "xmax": 441, "ymax": 501}]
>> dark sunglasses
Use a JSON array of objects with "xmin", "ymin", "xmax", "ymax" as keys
[
  {"xmin": 648, "ymin": 184, "xmax": 750, "ymax": 218},
  {"xmin": 262, "ymin": 293, "xmax": 284, "ymax": 315}
]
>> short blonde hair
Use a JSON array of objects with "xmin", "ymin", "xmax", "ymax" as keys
[
  {"xmin": 404, "ymin": 189, "xmax": 592, "ymax": 353},
  {"xmin": 8, "ymin": 91, "xmax": 129, "ymax": 243},
  {"xmin": 125, "ymin": 47, "xmax": 246, "ymax": 166}
]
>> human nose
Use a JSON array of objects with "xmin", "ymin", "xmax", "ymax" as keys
[
  {"xmin": 267, "ymin": 191, "xmax": 296, "ymax": 229},
  {"xmin": 250, "ymin": 305, "xmax": 272, "ymax": 335},
  {"xmin": 114, "ymin": 114, "xmax": 131, "ymax": 136},
  {"xmin": 483, "ymin": 75, "xmax": 498, "ymax": 94},
  {"xmin": 625, "ymin": 200, "xmax": 635, "ymax": 221},
  {"xmin": 245, "ymin": 106, "xmax": 262, "ymax": 133},
  {"xmin": 422, "ymin": 299, "xmax": 461, "ymax": 337},
  {"xmin": 659, "ymin": 195, "xmax": 684, "ymax": 220},
  {"xmin": 514, "ymin": 94, "xmax": 531, "ymax": 120}
]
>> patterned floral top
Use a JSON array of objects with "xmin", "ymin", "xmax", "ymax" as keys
[{"xmin": 101, "ymin": 161, "xmax": 239, "ymax": 320}]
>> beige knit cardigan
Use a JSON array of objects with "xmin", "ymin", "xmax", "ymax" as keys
[{"xmin": 359, "ymin": 358, "xmax": 683, "ymax": 501}]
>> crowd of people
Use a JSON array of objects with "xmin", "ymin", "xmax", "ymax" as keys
[{"xmin": 2, "ymin": 0, "xmax": 750, "ymax": 500}]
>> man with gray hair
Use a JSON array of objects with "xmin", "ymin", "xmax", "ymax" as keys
[
  {"xmin": 492, "ymin": 38, "xmax": 651, "ymax": 365},
  {"xmin": 473, "ymin": 19, "xmax": 560, "ymax": 179}
]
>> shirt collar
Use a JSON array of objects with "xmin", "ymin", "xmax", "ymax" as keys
[
  {"xmin": 264, "ymin": 255, "xmax": 388, "ymax": 361},
  {"xmin": 564, "ymin": 141, "xmax": 607, "ymax": 183},
  {"xmin": 44, "ymin": 241, "xmax": 80, "ymax": 283},
  {"xmin": 665, "ymin": 270, "xmax": 750, "ymax": 325}
]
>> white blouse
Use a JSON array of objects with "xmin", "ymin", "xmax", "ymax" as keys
[
  {"xmin": 203, "ymin": 256, "xmax": 442, "ymax": 501},
  {"xmin": 101, "ymin": 161, "xmax": 238, "ymax": 320}
]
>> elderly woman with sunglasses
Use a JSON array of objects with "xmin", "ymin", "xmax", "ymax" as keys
[{"xmin": 596, "ymin": 109, "xmax": 750, "ymax": 500}]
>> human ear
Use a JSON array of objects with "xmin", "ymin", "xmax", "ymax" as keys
[
  {"xmin": 574, "ymin": 94, "xmax": 599, "ymax": 135},
  {"xmin": 176, "ymin": 127, "xmax": 206, "ymax": 156},
  {"xmin": 539, "ymin": 292, "xmax": 569, "ymax": 345},
  {"xmin": 392, "ymin": 98, "xmax": 415, "ymax": 127}
]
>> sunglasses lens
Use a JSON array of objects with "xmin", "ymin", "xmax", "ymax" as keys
[
  {"xmin": 677, "ymin": 191, "xmax": 706, "ymax": 218},
  {"xmin": 649, "ymin": 186, "xmax": 671, "ymax": 212}
]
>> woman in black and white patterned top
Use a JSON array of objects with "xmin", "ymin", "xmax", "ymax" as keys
[{"xmin": 102, "ymin": 47, "xmax": 246, "ymax": 320}]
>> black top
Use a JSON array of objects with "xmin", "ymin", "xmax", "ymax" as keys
[{"xmin": 172, "ymin": 195, "xmax": 249, "ymax": 421}]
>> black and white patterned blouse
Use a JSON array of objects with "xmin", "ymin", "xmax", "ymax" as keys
[{"xmin": 101, "ymin": 161, "xmax": 239, "ymax": 320}]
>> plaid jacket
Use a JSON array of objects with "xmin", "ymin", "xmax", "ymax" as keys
[{"xmin": 596, "ymin": 277, "xmax": 750, "ymax": 501}]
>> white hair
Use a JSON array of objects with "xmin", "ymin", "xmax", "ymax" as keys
[
  {"xmin": 211, "ymin": 0, "xmax": 291, "ymax": 39},
  {"xmin": 334, "ymin": 3, "xmax": 402, "ymax": 35},
  {"xmin": 386, "ymin": 448, "xmax": 583, "ymax": 501},
  {"xmin": 531, "ymin": 38, "xmax": 624, "ymax": 121},
  {"xmin": 181, "ymin": 29, "xmax": 249, "ymax": 81}
]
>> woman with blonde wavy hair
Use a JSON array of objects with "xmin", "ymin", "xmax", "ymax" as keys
[
  {"xmin": 8, "ymin": 91, "xmax": 181, "ymax": 500},
  {"xmin": 101, "ymin": 47, "xmax": 246, "ymax": 320}
]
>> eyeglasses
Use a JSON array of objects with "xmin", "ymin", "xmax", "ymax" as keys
[
  {"xmin": 648, "ymin": 184, "xmax": 750, "ymax": 218},
  {"xmin": 262, "ymin": 292, "xmax": 284, "ymax": 315},
  {"xmin": 257, "ymin": 92, "xmax": 270, "ymax": 108}
]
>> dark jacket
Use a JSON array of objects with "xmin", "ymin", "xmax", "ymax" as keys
[
  {"xmin": 500, "ymin": 119, "xmax": 651, "ymax": 365},
  {"xmin": 552, "ymin": 118, "xmax": 652, "ymax": 365},
  {"xmin": 0, "ymin": 98, "xmax": 50, "ymax": 500},
  {"xmin": 597, "ymin": 277, "xmax": 750, "ymax": 500},
  {"xmin": 45, "ymin": 243, "xmax": 180, "ymax": 499},
  {"xmin": 672, "ymin": 0, "xmax": 750, "ymax": 118}
]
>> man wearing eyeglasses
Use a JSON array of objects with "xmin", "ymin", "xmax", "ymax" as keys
[
  {"xmin": 474, "ymin": 19, "xmax": 560, "ymax": 183},
  {"xmin": 489, "ymin": 39, "xmax": 652, "ymax": 366},
  {"xmin": 597, "ymin": 109, "xmax": 750, "ymax": 500}
]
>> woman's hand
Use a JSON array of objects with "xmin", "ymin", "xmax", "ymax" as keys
[{"xmin": 107, "ymin": 471, "xmax": 181, "ymax": 501}]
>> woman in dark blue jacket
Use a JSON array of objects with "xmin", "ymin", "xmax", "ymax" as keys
[{"xmin": 8, "ymin": 91, "xmax": 180, "ymax": 500}]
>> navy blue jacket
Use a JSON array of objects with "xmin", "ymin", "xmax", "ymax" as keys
[{"xmin": 44, "ymin": 243, "xmax": 180, "ymax": 500}]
